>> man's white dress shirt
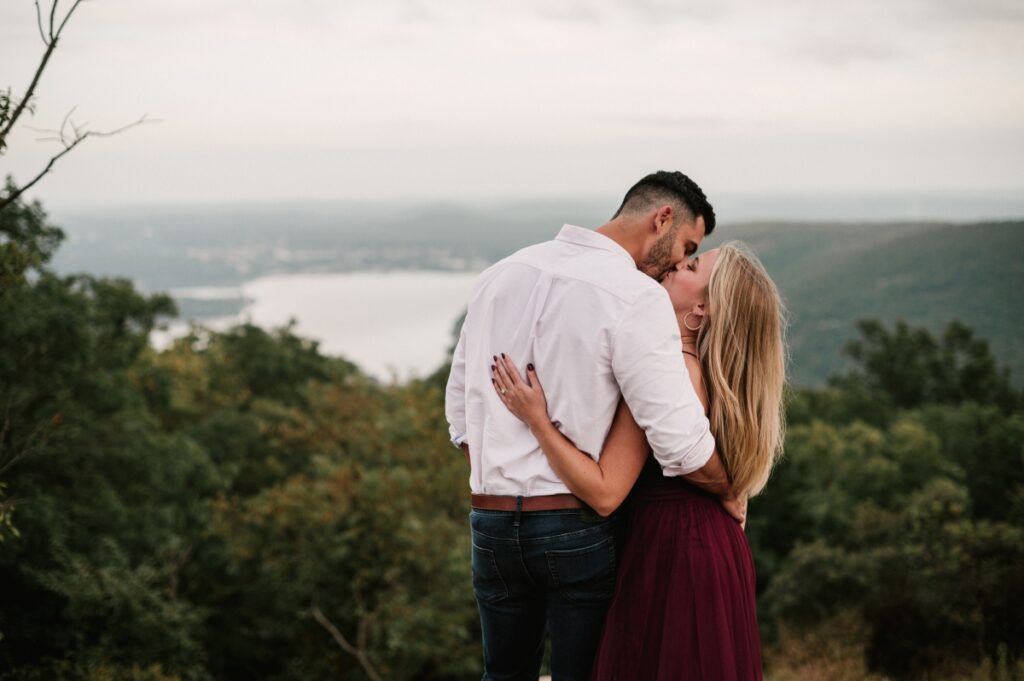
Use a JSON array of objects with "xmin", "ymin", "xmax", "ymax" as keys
[{"xmin": 445, "ymin": 225, "xmax": 715, "ymax": 496}]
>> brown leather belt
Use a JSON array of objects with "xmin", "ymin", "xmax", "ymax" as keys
[{"xmin": 471, "ymin": 493, "xmax": 585, "ymax": 512}]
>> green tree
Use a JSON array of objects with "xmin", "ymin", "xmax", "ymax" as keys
[
  {"xmin": 832, "ymin": 319, "xmax": 1019, "ymax": 414},
  {"xmin": 755, "ymin": 320, "xmax": 1024, "ymax": 679},
  {"xmin": 0, "ymin": 192, "xmax": 215, "ymax": 679}
]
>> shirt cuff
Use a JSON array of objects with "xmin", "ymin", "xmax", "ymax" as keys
[
  {"xmin": 659, "ymin": 430, "xmax": 715, "ymax": 477},
  {"xmin": 450, "ymin": 432, "xmax": 466, "ymax": 448}
]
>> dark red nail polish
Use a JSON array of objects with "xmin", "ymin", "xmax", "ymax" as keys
[
  {"xmin": 527, "ymin": 363, "xmax": 534, "ymax": 371},
  {"xmin": 491, "ymin": 364, "xmax": 495, "ymax": 371}
]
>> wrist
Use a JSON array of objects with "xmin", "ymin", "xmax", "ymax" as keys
[{"xmin": 528, "ymin": 416, "xmax": 557, "ymax": 437}]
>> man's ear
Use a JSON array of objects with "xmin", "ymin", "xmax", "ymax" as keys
[{"xmin": 653, "ymin": 205, "xmax": 674, "ymax": 235}]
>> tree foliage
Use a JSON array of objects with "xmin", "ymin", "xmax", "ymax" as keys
[
  {"xmin": 0, "ymin": 193, "xmax": 477, "ymax": 679},
  {"xmin": 751, "ymin": 319, "xmax": 1024, "ymax": 680}
]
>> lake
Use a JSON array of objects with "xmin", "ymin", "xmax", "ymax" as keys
[{"xmin": 153, "ymin": 270, "xmax": 481, "ymax": 381}]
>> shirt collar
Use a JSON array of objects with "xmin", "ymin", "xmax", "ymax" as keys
[{"xmin": 555, "ymin": 224, "xmax": 636, "ymax": 269}]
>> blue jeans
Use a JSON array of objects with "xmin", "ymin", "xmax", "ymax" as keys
[{"xmin": 470, "ymin": 504, "xmax": 619, "ymax": 681}]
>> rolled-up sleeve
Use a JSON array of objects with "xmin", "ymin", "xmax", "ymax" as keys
[
  {"xmin": 444, "ymin": 326, "xmax": 468, "ymax": 448},
  {"xmin": 611, "ymin": 287, "xmax": 715, "ymax": 475}
]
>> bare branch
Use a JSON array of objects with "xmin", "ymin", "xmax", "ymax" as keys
[
  {"xmin": 0, "ymin": 114, "xmax": 156, "ymax": 212},
  {"xmin": 34, "ymin": 1, "xmax": 48, "ymax": 46},
  {"xmin": 0, "ymin": 134, "xmax": 81, "ymax": 210},
  {"xmin": 310, "ymin": 606, "xmax": 384, "ymax": 681},
  {"xmin": 56, "ymin": 1, "xmax": 88, "ymax": 42},
  {"xmin": 0, "ymin": 42, "xmax": 58, "ymax": 146},
  {"xmin": 0, "ymin": 1, "xmax": 88, "ymax": 147},
  {"xmin": 48, "ymin": 0, "xmax": 58, "ymax": 41},
  {"xmin": 85, "ymin": 115, "xmax": 157, "ymax": 139},
  {"xmin": 59, "ymin": 106, "xmax": 77, "ymax": 143}
]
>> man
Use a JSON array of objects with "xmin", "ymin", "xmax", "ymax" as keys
[{"xmin": 445, "ymin": 171, "xmax": 741, "ymax": 680}]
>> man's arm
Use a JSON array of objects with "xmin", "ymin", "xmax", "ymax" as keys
[
  {"xmin": 611, "ymin": 288, "xmax": 715, "ymax": 475},
  {"xmin": 684, "ymin": 451, "xmax": 746, "ymax": 524},
  {"xmin": 684, "ymin": 450, "xmax": 730, "ymax": 495},
  {"xmin": 610, "ymin": 288, "xmax": 746, "ymax": 524},
  {"xmin": 444, "ymin": 327, "xmax": 469, "ymax": 449}
]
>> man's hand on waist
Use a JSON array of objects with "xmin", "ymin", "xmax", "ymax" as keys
[{"xmin": 720, "ymin": 493, "xmax": 747, "ymax": 527}]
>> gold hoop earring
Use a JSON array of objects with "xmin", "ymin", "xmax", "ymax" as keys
[{"xmin": 683, "ymin": 312, "xmax": 702, "ymax": 332}]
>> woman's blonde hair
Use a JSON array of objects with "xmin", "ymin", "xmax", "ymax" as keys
[{"xmin": 698, "ymin": 241, "xmax": 787, "ymax": 498}]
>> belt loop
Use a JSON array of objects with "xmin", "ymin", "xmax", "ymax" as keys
[{"xmin": 514, "ymin": 495, "xmax": 523, "ymax": 528}]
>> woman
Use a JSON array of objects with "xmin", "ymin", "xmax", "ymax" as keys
[{"xmin": 490, "ymin": 241, "xmax": 786, "ymax": 680}]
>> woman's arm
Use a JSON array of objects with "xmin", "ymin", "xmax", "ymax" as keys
[
  {"xmin": 492, "ymin": 354, "xmax": 748, "ymax": 525},
  {"xmin": 492, "ymin": 355, "xmax": 648, "ymax": 517}
]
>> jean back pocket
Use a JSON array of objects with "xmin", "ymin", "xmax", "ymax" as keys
[
  {"xmin": 471, "ymin": 543, "xmax": 510, "ymax": 604},
  {"xmin": 545, "ymin": 534, "xmax": 617, "ymax": 604}
]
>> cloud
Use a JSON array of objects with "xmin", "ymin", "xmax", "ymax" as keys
[
  {"xmin": 924, "ymin": 0, "xmax": 1024, "ymax": 23},
  {"xmin": 619, "ymin": 0, "xmax": 731, "ymax": 22},
  {"xmin": 536, "ymin": 3, "xmax": 605, "ymax": 25},
  {"xmin": 617, "ymin": 114, "xmax": 737, "ymax": 132},
  {"xmin": 532, "ymin": 0, "xmax": 731, "ymax": 25},
  {"xmin": 785, "ymin": 33, "xmax": 907, "ymax": 67}
]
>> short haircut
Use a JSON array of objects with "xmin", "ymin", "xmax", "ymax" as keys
[{"xmin": 613, "ymin": 170, "xmax": 716, "ymax": 236}]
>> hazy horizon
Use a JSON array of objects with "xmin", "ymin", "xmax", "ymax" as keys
[{"xmin": 42, "ymin": 190, "xmax": 1024, "ymax": 225}]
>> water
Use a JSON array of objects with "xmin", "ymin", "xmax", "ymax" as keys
[{"xmin": 153, "ymin": 270, "xmax": 480, "ymax": 381}]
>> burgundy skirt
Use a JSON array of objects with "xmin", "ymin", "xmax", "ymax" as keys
[{"xmin": 590, "ymin": 472, "xmax": 763, "ymax": 681}]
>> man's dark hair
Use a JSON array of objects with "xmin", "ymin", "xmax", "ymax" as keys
[{"xmin": 612, "ymin": 170, "xmax": 716, "ymax": 236}]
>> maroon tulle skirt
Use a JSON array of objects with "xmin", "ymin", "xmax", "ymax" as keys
[{"xmin": 590, "ymin": 470, "xmax": 763, "ymax": 681}]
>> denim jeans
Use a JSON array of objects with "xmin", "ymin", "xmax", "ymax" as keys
[{"xmin": 470, "ymin": 504, "xmax": 619, "ymax": 681}]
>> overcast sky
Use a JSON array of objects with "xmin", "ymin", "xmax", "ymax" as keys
[{"xmin": 2, "ymin": 0, "xmax": 1023, "ymax": 208}]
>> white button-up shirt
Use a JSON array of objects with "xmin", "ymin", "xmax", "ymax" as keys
[{"xmin": 445, "ymin": 224, "xmax": 714, "ymax": 496}]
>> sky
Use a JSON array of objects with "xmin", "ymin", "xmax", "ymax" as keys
[{"xmin": 1, "ymin": 0, "xmax": 1023, "ymax": 209}]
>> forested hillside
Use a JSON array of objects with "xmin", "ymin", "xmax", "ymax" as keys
[{"xmin": 701, "ymin": 220, "xmax": 1024, "ymax": 386}]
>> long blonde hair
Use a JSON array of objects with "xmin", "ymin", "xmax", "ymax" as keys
[{"xmin": 698, "ymin": 242, "xmax": 787, "ymax": 498}]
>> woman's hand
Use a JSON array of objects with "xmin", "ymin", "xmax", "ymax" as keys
[{"xmin": 491, "ymin": 354, "xmax": 550, "ymax": 430}]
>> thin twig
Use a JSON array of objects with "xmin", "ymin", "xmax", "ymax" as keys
[
  {"xmin": 34, "ymin": 1, "xmax": 47, "ymax": 45},
  {"xmin": 0, "ymin": 134, "xmax": 83, "ymax": 210},
  {"xmin": 0, "ymin": 1, "xmax": 87, "ymax": 145},
  {"xmin": 55, "ymin": 0, "xmax": 88, "ymax": 41},
  {"xmin": 0, "ymin": 41, "xmax": 57, "ymax": 144},
  {"xmin": 48, "ymin": 0, "xmax": 58, "ymax": 41},
  {"xmin": 310, "ymin": 606, "xmax": 384, "ymax": 681},
  {"xmin": 0, "ymin": 115, "xmax": 155, "ymax": 211},
  {"xmin": 59, "ymin": 105, "xmax": 77, "ymax": 140}
]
